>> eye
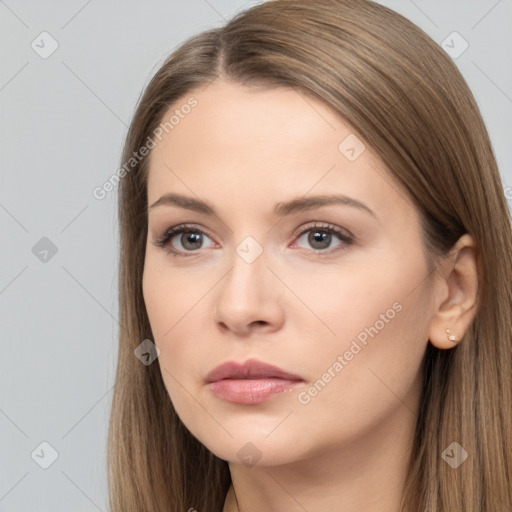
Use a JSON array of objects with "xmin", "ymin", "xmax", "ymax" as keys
[
  {"xmin": 293, "ymin": 222, "xmax": 354, "ymax": 254},
  {"xmin": 153, "ymin": 221, "xmax": 354, "ymax": 258},
  {"xmin": 152, "ymin": 224, "xmax": 216, "ymax": 257}
]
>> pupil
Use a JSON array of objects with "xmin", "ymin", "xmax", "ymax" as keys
[
  {"xmin": 182, "ymin": 231, "xmax": 202, "ymax": 250},
  {"xmin": 309, "ymin": 230, "xmax": 331, "ymax": 249}
]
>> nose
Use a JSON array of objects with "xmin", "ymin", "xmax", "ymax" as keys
[{"xmin": 213, "ymin": 247, "xmax": 285, "ymax": 336}]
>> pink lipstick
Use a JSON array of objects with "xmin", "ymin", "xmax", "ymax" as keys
[{"xmin": 205, "ymin": 358, "xmax": 304, "ymax": 404}]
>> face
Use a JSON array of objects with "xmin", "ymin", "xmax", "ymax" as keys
[{"xmin": 142, "ymin": 79, "xmax": 434, "ymax": 467}]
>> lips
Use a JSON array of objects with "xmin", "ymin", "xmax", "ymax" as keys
[
  {"xmin": 205, "ymin": 358, "xmax": 303, "ymax": 383},
  {"xmin": 205, "ymin": 358, "xmax": 304, "ymax": 404}
]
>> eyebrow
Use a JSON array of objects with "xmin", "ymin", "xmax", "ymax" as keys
[{"xmin": 149, "ymin": 192, "xmax": 376, "ymax": 219}]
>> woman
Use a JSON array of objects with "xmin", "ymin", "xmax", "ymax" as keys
[{"xmin": 108, "ymin": 0, "xmax": 512, "ymax": 510}]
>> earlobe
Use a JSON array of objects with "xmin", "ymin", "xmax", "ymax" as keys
[
  {"xmin": 428, "ymin": 234, "xmax": 479, "ymax": 350},
  {"xmin": 445, "ymin": 328, "xmax": 457, "ymax": 342},
  {"xmin": 429, "ymin": 305, "xmax": 465, "ymax": 350}
]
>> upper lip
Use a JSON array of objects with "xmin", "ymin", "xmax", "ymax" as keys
[{"xmin": 205, "ymin": 358, "xmax": 303, "ymax": 383}]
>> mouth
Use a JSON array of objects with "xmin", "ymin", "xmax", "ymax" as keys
[{"xmin": 205, "ymin": 358, "xmax": 304, "ymax": 405}]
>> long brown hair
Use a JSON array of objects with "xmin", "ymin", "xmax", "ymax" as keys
[{"xmin": 108, "ymin": 0, "xmax": 512, "ymax": 510}]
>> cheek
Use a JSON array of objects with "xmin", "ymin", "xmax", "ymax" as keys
[
  {"xmin": 142, "ymin": 255, "xmax": 208, "ymax": 339},
  {"xmin": 293, "ymin": 257, "xmax": 431, "ymax": 438},
  {"xmin": 142, "ymin": 263, "xmax": 205, "ymax": 419},
  {"xmin": 141, "ymin": 257, "xmax": 214, "ymax": 380}
]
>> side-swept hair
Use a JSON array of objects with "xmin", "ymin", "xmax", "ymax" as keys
[{"xmin": 109, "ymin": 1, "xmax": 512, "ymax": 510}]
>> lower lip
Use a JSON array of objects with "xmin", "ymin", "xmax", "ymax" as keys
[{"xmin": 208, "ymin": 378, "xmax": 303, "ymax": 404}]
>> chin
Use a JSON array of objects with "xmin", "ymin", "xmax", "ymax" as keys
[{"xmin": 185, "ymin": 424, "xmax": 311, "ymax": 468}]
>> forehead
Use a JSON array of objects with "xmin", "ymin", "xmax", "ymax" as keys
[
  {"xmin": 151, "ymin": 80, "xmax": 345, "ymax": 161},
  {"xmin": 146, "ymin": 79, "xmax": 414, "ymax": 223}
]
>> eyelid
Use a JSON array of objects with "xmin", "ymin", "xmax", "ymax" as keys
[{"xmin": 291, "ymin": 221, "xmax": 354, "ymax": 241}]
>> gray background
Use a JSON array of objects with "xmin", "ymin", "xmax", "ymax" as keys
[{"xmin": 0, "ymin": 1, "xmax": 510, "ymax": 510}]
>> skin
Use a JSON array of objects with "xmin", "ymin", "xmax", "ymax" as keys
[{"xmin": 142, "ymin": 79, "xmax": 479, "ymax": 512}]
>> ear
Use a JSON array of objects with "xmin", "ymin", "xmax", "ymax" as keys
[{"xmin": 428, "ymin": 233, "xmax": 479, "ymax": 349}]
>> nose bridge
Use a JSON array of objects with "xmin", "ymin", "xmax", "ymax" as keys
[
  {"xmin": 214, "ymin": 235, "xmax": 281, "ymax": 332},
  {"xmin": 221, "ymin": 238, "xmax": 267, "ymax": 304}
]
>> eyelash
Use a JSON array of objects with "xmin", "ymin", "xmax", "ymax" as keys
[{"xmin": 152, "ymin": 222, "xmax": 354, "ymax": 258}]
